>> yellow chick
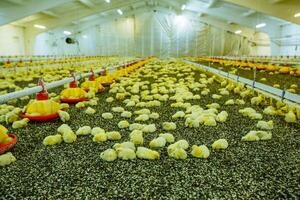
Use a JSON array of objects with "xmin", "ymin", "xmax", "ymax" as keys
[
  {"xmin": 225, "ymin": 99, "xmax": 235, "ymax": 105},
  {"xmin": 5, "ymin": 112, "xmax": 18, "ymax": 124},
  {"xmin": 118, "ymin": 120, "xmax": 130, "ymax": 129},
  {"xmin": 168, "ymin": 147, "xmax": 187, "ymax": 159},
  {"xmin": 100, "ymin": 149, "xmax": 117, "ymax": 162},
  {"xmin": 263, "ymin": 106, "xmax": 277, "ymax": 116},
  {"xmin": 129, "ymin": 123, "xmax": 145, "ymax": 131},
  {"xmin": 12, "ymin": 118, "xmax": 30, "ymax": 129},
  {"xmin": 91, "ymin": 127, "xmax": 105, "ymax": 135},
  {"xmin": 102, "ymin": 112, "xmax": 113, "ymax": 119},
  {"xmin": 136, "ymin": 147, "xmax": 160, "ymax": 160},
  {"xmin": 212, "ymin": 94, "xmax": 222, "ymax": 99},
  {"xmin": 285, "ymin": 111, "xmax": 296, "ymax": 123},
  {"xmin": 60, "ymin": 103, "xmax": 69, "ymax": 110},
  {"xmin": 63, "ymin": 130, "xmax": 77, "ymax": 144},
  {"xmin": 149, "ymin": 112, "xmax": 160, "ymax": 119},
  {"xmin": 43, "ymin": 134, "xmax": 63, "ymax": 146},
  {"xmin": 162, "ymin": 122, "xmax": 176, "ymax": 131},
  {"xmin": 235, "ymin": 99, "xmax": 245, "ymax": 105},
  {"xmin": 58, "ymin": 110, "xmax": 70, "ymax": 122},
  {"xmin": 106, "ymin": 131, "xmax": 121, "ymax": 140},
  {"xmin": 142, "ymin": 124, "xmax": 156, "ymax": 133},
  {"xmin": 113, "ymin": 142, "xmax": 136, "ymax": 151},
  {"xmin": 134, "ymin": 109, "xmax": 151, "ymax": 115},
  {"xmin": 251, "ymin": 95, "xmax": 263, "ymax": 106},
  {"xmin": 172, "ymin": 111, "xmax": 185, "ymax": 119},
  {"xmin": 75, "ymin": 102, "xmax": 86, "ymax": 108},
  {"xmin": 76, "ymin": 126, "xmax": 92, "ymax": 136},
  {"xmin": 106, "ymin": 97, "xmax": 114, "ymax": 103},
  {"xmin": 256, "ymin": 131, "xmax": 272, "ymax": 140},
  {"xmin": 212, "ymin": 139, "xmax": 228, "ymax": 150},
  {"xmin": 135, "ymin": 114, "xmax": 149, "ymax": 121},
  {"xmin": 93, "ymin": 133, "xmax": 107, "ymax": 142},
  {"xmin": 130, "ymin": 130, "xmax": 144, "ymax": 145},
  {"xmin": 149, "ymin": 137, "xmax": 166, "ymax": 148},
  {"xmin": 203, "ymin": 116, "xmax": 217, "ymax": 126},
  {"xmin": 256, "ymin": 120, "xmax": 274, "ymax": 130},
  {"xmin": 241, "ymin": 131, "xmax": 259, "ymax": 142},
  {"xmin": 216, "ymin": 111, "xmax": 228, "ymax": 123},
  {"xmin": 112, "ymin": 107, "xmax": 125, "ymax": 113},
  {"xmin": 121, "ymin": 111, "xmax": 132, "ymax": 118},
  {"xmin": 116, "ymin": 148, "xmax": 136, "ymax": 160},
  {"xmin": 85, "ymin": 107, "xmax": 96, "ymax": 115},
  {"xmin": 57, "ymin": 124, "xmax": 72, "ymax": 134},
  {"xmin": 0, "ymin": 152, "xmax": 16, "ymax": 167},
  {"xmin": 159, "ymin": 133, "xmax": 175, "ymax": 143},
  {"xmin": 191, "ymin": 145, "xmax": 210, "ymax": 159}
]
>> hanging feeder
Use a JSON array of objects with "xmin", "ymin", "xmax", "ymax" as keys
[
  {"xmin": 20, "ymin": 79, "xmax": 62, "ymax": 122},
  {"xmin": 96, "ymin": 69, "xmax": 114, "ymax": 86},
  {"xmin": 81, "ymin": 69, "xmax": 105, "ymax": 92},
  {"xmin": 60, "ymin": 73, "xmax": 88, "ymax": 103}
]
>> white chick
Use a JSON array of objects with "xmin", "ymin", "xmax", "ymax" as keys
[
  {"xmin": 168, "ymin": 147, "xmax": 187, "ymax": 160},
  {"xmin": 113, "ymin": 142, "xmax": 136, "ymax": 151},
  {"xmin": 256, "ymin": 120, "xmax": 274, "ymax": 130},
  {"xmin": 106, "ymin": 131, "xmax": 121, "ymax": 140},
  {"xmin": 85, "ymin": 107, "xmax": 96, "ymax": 115},
  {"xmin": 172, "ymin": 111, "xmax": 185, "ymax": 119},
  {"xmin": 162, "ymin": 122, "xmax": 176, "ymax": 131},
  {"xmin": 149, "ymin": 137, "xmax": 166, "ymax": 148},
  {"xmin": 76, "ymin": 126, "xmax": 92, "ymax": 136},
  {"xmin": 263, "ymin": 106, "xmax": 277, "ymax": 116},
  {"xmin": 43, "ymin": 134, "xmax": 62, "ymax": 146},
  {"xmin": 57, "ymin": 124, "xmax": 72, "ymax": 134},
  {"xmin": 159, "ymin": 133, "xmax": 175, "ymax": 143},
  {"xmin": 149, "ymin": 112, "xmax": 160, "ymax": 119},
  {"xmin": 100, "ymin": 149, "xmax": 117, "ymax": 162},
  {"xmin": 216, "ymin": 111, "xmax": 228, "ymax": 123},
  {"xmin": 136, "ymin": 147, "xmax": 160, "ymax": 160},
  {"xmin": 130, "ymin": 130, "xmax": 144, "ymax": 145},
  {"xmin": 121, "ymin": 111, "xmax": 132, "ymax": 118},
  {"xmin": 118, "ymin": 120, "xmax": 130, "ymax": 129},
  {"xmin": 12, "ymin": 118, "xmax": 30, "ymax": 129},
  {"xmin": 241, "ymin": 131, "xmax": 260, "ymax": 142},
  {"xmin": 212, "ymin": 139, "xmax": 228, "ymax": 150},
  {"xmin": 58, "ymin": 110, "xmax": 70, "ymax": 122},
  {"xmin": 116, "ymin": 148, "xmax": 136, "ymax": 160},
  {"xmin": 102, "ymin": 112, "xmax": 113, "ymax": 119},
  {"xmin": 142, "ymin": 124, "xmax": 156, "ymax": 133},
  {"xmin": 112, "ymin": 107, "xmax": 125, "ymax": 113},
  {"xmin": 191, "ymin": 145, "xmax": 210, "ymax": 159},
  {"xmin": 135, "ymin": 114, "xmax": 149, "ymax": 122},
  {"xmin": 212, "ymin": 94, "xmax": 222, "ymax": 99},
  {"xmin": 256, "ymin": 131, "xmax": 272, "ymax": 140},
  {"xmin": 0, "ymin": 152, "xmax": 16, "ymax": 167}
]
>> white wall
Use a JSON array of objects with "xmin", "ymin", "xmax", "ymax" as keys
[
  {"xmin": 277, "ymin": 23, "xmax": 300, "ymax": 56},
  {"xmin": 0, "ymin": 24, "xmax": 25, "ymax": 56}
]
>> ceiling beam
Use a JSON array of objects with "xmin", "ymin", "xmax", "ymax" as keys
[
  {"xmin": 0, "ymin": 0, "xmax": 72, "ymax": 26},
  {"xmin": 223, "ymin": 0, "xmax": 300, "ymax": 25},
  {"xmin": 78, "ymin": 0, "xmax": 95, "ymax": 9},
  {"xmin": 41, "ymin": 11, "xmax": 59, "ymax": 18},
  {"xmin": 23, "ymin": 0, "xmax": 143, "ymax": 32}
]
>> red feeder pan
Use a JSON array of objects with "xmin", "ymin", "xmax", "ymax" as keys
[
  {"xmin": 19, "ymin": 112, "xmax": 59, "ymax": 122},
  {"xmin": 0, "ymin": 134, "xmax": 17, "ymax": 155},
  {"xmin": 60, "ymin": 98, "xmax": 88, "ymax": 103}
]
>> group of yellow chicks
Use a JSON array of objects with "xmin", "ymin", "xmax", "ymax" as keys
[{"xmin": 1, "ymin": 58, "xmax": 299, "ymax": 166}]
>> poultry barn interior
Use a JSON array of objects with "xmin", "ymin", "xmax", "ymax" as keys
[{"xmin": 0, "ymin": 0, "xmax": 300, "ymax": 199}]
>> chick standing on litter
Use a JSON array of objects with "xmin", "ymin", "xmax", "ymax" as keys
[
  {"xmin": 256, "ymin": 120, "xmax": 274, "ymax": 130},
  {"xmin": 12, "ymin": 118, "xmax": 30, "ymax": 129},
  {"xmin": 130, "ymin": 130, "xmax": 144, "ymax": 145},
  {"xmin": 149, "ymin": 137, "xmax": 166, "ymax": 148},
  {"xmin": 100, "ymin": 149, "xmax": 117, "ymax": 162},
  {"xmin": 76, "ymin": 126, "xmax": 92, "ymax": 136},
  {"xmin": 58, "ymin": 110, "xmax": 70, "ymax": 122},
  {"xmin": 191, "ymin": 145, "xmax": 210, "ymax": 159},
  {"xmin": 212, "ymin": 139, "xmax": 228, "ymax": 150},
  {"xmin": 43, "ymin": 134, "xmax": 62, "ymax": 146},
  {"xmin": 136, "ymin": 147, "xmax": 160, "ymax": 160},
  {"xmin": 0, "ymin": 152, "xmax": 16, "ymax": 167}
]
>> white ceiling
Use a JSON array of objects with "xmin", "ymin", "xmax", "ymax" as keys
[{"xmin": 0, "ymin": 0, "xmax": 300, "ymax": 42}]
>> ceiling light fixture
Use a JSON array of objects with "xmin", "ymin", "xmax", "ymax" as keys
[
  {"xmin": 181, "ymin": 4, "xmax": 186, "ymax": 10},
  {"xmin": 294, "ymin": 12, "xmax": 300, "ymax": 18},
  {"xmin": 235, "ymin": 30, "xmax": 242, "ymax": 34},
  {"xmin": 256, "ymin": 23, "xmax": 266, "ymax": 28},
  {"xmin": 105, "ymin": 0, "xmax": 110, "ymax": 3},
  {"xmin": 117, "ymin": 9, "xmax": 123, "ymax": 15},
  {"xmin": 63, "ymin": 31, "xmax": 72, "ymax": 35},
  {"xmin": 82, "ymin": 35, "xmax": 88, "ymax": 39},
  {"xmin": 34, "ymin": 24, "xmax": 46, "ymax": 29}
]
